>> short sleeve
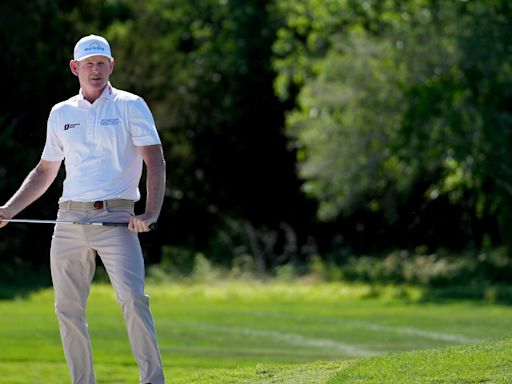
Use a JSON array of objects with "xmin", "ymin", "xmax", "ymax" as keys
[
  {"xmin": 128, "ymin": 97, "xmax": 161, "ymax": 146},
  {"xmin": 41, "ymin": 110, "xmax": 65, "ymax": 161}
]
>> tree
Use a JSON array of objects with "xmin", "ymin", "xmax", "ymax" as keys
[{"xmin": 274, "ymin": 0, "xmax": 512, "ymax": 251}]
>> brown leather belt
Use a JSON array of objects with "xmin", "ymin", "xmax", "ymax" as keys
[{"xmin": 59, "ymin": 199, "xmax": 134, "ymax": 211}]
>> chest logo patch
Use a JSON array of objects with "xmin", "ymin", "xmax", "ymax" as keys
[
  {"xmin": 100, "ymin": 118, "xmax": 120, "ymax": 126},
  {"xmin": 64, "ymin": 123, "xmax": 80, "ymax": 130}
]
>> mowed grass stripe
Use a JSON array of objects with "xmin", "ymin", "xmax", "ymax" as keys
[
  {"xmin": 189, "ymin": 322, "xmax": 377, "ymax": 357},
  {"xmin": 249, "ymin": 311, "xmax": 481, "ymax": 344},
  {"xmin": 330, "ymin": 320, "xmax": 482, "ymax": 344}
]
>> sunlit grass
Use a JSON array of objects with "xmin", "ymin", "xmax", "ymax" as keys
[
  {"xmin": 1, "ymin": 281, "xmax": 512, "ymax": 383},
  {"xmin": 329, "ymin": 337, "xmax": 512, "ymax": 384}
]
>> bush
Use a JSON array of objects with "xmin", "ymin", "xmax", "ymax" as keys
[{"xmin": 334, "ymin": 248, "xmax": 512, "ymax": 287}]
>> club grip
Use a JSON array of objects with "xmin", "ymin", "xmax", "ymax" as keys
[{"xmin": 103, "ymin": 222, "xmax": 158, "ymax": 230}]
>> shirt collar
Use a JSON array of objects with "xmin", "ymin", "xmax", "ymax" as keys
[{"xmin": 77, "ymin": 82, "xmax": 115, "ymax": 101}]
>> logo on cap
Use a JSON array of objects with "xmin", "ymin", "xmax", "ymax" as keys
[{"xmin": 84, "ymin": 42, "xmax": 106, "ymax": 53}]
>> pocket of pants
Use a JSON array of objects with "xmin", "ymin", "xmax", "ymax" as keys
[
  {"xmin": 100, "ymin": 207, "xmax": 135, "ymax": 224},
  {"xmin": 56, "ymin": 209, "xmax": 84, "ymax": 222},
  {"xmin": 106, "ymin": 206, "xmax": 135, "ymax": 215}
]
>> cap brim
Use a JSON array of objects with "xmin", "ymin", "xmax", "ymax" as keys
[{"xmin": 75, "ymin": 53, "xmax": 113, "ymax": 61}]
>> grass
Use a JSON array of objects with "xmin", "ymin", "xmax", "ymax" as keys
[
  {"xmin": 1, "ymin": 281, "xmax": 512, "ymax": 383},
  {"xmin": 173, "ymin": 360, "xmax": 349, "ymax": 383},
  {"xmin": 176, "ymin": 337, "xmax": 512, "ymax": 383},
  {"xmin": 329, "ymin": 337, "xmax": 512, "ymax": 383}
]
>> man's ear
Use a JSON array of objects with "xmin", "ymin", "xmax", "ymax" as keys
[
  {"xmin": 109, "ymin": 58, "xmax": 115, "ymax": 75},
  {"xmin": 69, "ymin": 60, "xmax": 79, "ymax": 76}
]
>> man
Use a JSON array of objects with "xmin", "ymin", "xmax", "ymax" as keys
[{"xmin": 0, "ymin": 34, "xmax": 166, "ymax": 384}]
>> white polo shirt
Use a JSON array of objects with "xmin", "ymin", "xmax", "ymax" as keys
[{"xmin": 42, "ymin": 83, "xmax": 161, "ymax": 203}]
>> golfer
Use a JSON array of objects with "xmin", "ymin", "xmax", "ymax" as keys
[{"xmin": 0, "ymin": 34, "xmax": 165, "ymax": 384}]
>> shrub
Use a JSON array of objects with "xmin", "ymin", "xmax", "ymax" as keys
[{"xmin": 334, "ymin": 248, "xmax": 512, "ymax": 287}]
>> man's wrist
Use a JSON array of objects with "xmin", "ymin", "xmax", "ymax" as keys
[
  {"xmin": 144, "ymin": 208, "xmax": 160, "ymax": 219},
  {"xmin": 1, "ymin": 204, "xmax": 18, "ymax": 217}
]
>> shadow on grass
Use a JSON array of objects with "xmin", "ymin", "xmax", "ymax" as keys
[
  {"xmin": 0, "ymin": 262, "xmax": 52, "ymax": 300},
  {"xmin": 0, "ymin": 257, "xmax": 113, "ymax": 300},
  {"xmin": 419, "ymin": 284, "xmax": 512, "ymax": 305}
]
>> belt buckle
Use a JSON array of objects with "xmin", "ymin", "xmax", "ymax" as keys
[{"xmin": 93, "ymin": 201, "xmax": 104, "ymax": 210}]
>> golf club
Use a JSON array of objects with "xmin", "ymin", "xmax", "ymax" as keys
[{"xmin": 0, "ymin": 218, "xmax": 157, "ymax": 230}]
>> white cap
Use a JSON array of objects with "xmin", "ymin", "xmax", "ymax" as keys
[{"xmin": 73, "ymin": 34, "xmax": 112, "ymax": 61}]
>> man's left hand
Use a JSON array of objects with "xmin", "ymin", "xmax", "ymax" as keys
[{"xmin": 128, "ymin": 214, "xmax": 157, "ymax": 233}]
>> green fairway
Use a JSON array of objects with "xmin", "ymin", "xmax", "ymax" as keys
[{"xmin": 1, "ymin": 282, "xmax": 511, "ymax": 383}]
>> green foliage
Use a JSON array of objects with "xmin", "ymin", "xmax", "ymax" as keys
[
  {"xmin": 144, "ymin": 244, "xmax": 512, "ymax": 303},
  {"xmin": 0, "ymin": 260, "xmax": 50, "ymax": 299},
  {"xmin": 286, "ymin": 30, "xmax": 408, "ymax": 220},
  {"xmin": 398, "ymin": 2, "xmax": 512, "ymax": 246},
  {"xmin": 273, "ymin": 246, "xmax": 512, "ymax": 302},
  {"xmin": 274, "ymin": 0, "xmax": 512, "ymax": 249},
  {"xmin": 315, "ymin": 248, "xmax": 512, "ymax": 290},
  {"xmin": 341, "ymin": 252, "xmax": 474, "ymax": 286},
  {"xmin": 272, "ymin": 0, "xmax": 412, "ymax": 101},
  {"xmin": 154, "ymin": 245, "xmax": 198, "ymax": 277}
]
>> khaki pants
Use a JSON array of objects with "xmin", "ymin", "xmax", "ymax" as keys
[{"xmin": 50, "ymin": 201, "xmax": 165, "ymax": 384}]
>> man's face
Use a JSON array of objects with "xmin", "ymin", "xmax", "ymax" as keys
[{"xmin": 71, "ymin": 55, "xmax": 114, "ymax": 93}]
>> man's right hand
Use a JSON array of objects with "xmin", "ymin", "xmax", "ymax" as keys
[{"xmin": 0, "ymin": 206, "xmax": 15, "ymax": 229}]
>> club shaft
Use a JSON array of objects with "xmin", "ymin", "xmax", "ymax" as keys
[
  {"xmin": 1, "ymin": 218, "xmax": 157, "ymax": 230},
  {"xmin": 2, "ymin": 219, "xmax": 125, "ymax": 226}
]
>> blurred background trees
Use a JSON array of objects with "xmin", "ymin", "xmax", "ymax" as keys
[{"xmin": 1, "ymin": 0, "xmax": 511, "ymax": 280}]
